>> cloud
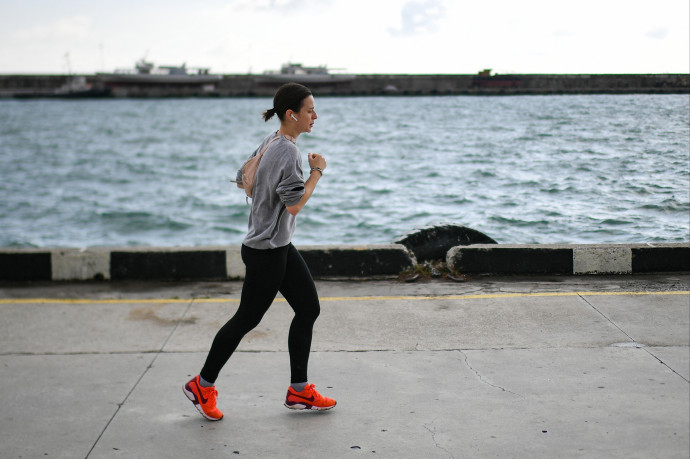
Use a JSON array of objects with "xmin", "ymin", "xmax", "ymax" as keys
[
  {"xmin": 389, "ymin": 0, "xmax": 446, "ymax": 37},
  {"xmin": 13, "ymin": 15, "xmax": 92, "ymax": 42},
  {"xmin": 233, "ymin": 0, "xmax": 293, "ymax": 8},
  {"xmin": 552, "ymin": 28, "xmax": 575, "ymax": 37},
  {"xmin": 231, "ymin": 0, "xmax": 329, "ymax": 12},
  {"xmin": 645, "ymin": 26, "xmax": 669, "ymax": 39}
]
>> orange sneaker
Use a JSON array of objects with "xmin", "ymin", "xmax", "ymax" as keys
[
  {"xmin": 183, "ymin": 375, "xmax": 223, "ymax": 421},
  {"xmin": 284, "ymin": 384, "xmax": 337, "ymax": 411}
]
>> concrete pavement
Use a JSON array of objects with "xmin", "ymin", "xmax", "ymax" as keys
[{"xmin": 1, "ymin": 274, "xmax": 688, "ymax": 458}]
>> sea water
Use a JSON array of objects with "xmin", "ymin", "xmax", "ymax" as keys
[{"xmin": 0, "ymin": 94, "xmax": 688, "ymax": 248}]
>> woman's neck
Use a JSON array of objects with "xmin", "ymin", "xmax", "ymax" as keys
[{"xmin": 278, "ymin": 123, "xmax": 299, "ymax": 142}]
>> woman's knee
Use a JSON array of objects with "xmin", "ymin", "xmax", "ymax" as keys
[
  {"xmin": 226, "ymin": 307, "xmax": 266, "ymax": 335},
  {"xmin": 298, "ymin": 301, "xmax": 320, "ymax": 323}
]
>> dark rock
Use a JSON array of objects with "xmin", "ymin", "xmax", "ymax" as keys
[{"xmin": 395, "ymin": 225, "xmax": 497, "ymax": 262}]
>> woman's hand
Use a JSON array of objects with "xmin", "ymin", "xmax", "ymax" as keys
[{"xmin": 308, "ymin": 153, "xmax": 326, "ymax": 171}]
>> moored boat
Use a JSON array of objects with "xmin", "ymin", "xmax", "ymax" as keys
[
  {"xmin": 97, "ymin": 60, "xmax": 222, "ymax": 85},
  {"xmin": 255, "ymin": 63, "xmax": 355, "ymax": 85}
]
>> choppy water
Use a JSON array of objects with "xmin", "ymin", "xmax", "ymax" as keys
[{"xmin": 1, "ymin": 94, "xmax": 688, "ymax": 248}]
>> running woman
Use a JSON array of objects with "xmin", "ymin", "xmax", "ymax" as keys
[{"xmin": 183, "ymin": 82, "xmax": 336, "ymax": 420}]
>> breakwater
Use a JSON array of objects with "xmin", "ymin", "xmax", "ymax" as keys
[{"xmin": 0, "ymin": 73, "xmax": 687, "ymax": 98}]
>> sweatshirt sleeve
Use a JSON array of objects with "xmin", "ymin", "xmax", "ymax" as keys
[{"xmin": 275, "ymin": 149, "xmax": 305, "ymax": 207}]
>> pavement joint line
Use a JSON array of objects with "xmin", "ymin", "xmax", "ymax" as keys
[
  {"xmin": 85, "ymin": 298, "xmax": 196, "ymax": 458},
  {"xmin": 1, "ymin": 290, "xmax": 688, "ymax": 305},
  {"xmin": 2, "ymin": 345, "xmax": 687, "ymax": 358},
  {"xmin": 641, "ymin": 347, "xmax": 690, "ymax": 384},
  {"xmin": 577, "ymin": 293, "xmax": 637, "ymax": 342},
  {"xmin": 577, "ymin": 293, "xmax": 690, "ymax": 384}
]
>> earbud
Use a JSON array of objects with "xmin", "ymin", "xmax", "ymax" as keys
[{"xmin": 290, "ymin": 114, "xmax": 299, "ymax": 121}]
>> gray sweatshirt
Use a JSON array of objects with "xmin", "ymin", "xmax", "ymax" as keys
[{"xmin": 238, "ymin": 131, "xmax": 305, "ymax": 249}]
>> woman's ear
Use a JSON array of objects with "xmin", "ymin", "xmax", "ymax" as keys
[{"xmin": 285, "ymin": 109, "xmax": 298, "ymax": 121}]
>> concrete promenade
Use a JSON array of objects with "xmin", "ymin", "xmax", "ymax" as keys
[{"xmin": 1, "ymin": 274, "xmax": 688, "ymax": 458}]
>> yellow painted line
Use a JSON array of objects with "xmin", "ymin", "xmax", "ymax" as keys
[
  {"xmin": 0, "ymin": 298, "xmax": 202, "ymax": 305},
  {"xmin": 0, "ymin": 291, "xmax": 687, "ymax": 305},
  {"xmin": 320, "ymin": 291, "xmax": 690, "ymax": 302}
]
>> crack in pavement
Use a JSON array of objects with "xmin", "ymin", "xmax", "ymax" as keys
[
  {"xmin": 422, "ymin": 417, "xmax": 456, "ymax": 459},
  {"xmin": 458, "ymin": 350, "xmax": 524, "ymax": 398}
]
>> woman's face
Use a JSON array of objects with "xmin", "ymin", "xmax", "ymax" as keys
[{"xmin": 295, "ymin": 95, "xmax": 317, "ymax": 133}]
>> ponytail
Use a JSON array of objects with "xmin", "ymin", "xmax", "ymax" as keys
[{"xmin": 262, "ymin": 107, "xmax": 276, "ymax": 122}]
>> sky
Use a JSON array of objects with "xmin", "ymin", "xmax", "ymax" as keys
[{"xmin": 1, "ymin": 0, "xmax": 688, "ymax": 75}]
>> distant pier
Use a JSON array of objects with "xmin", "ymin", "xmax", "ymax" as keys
[{"xmin": 0, "ymin": 73, "xmax": 687, "ymax": 98}]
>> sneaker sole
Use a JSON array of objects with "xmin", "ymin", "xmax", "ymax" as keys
[
  {"xmin": 183, "ymin": 385, "xmax": 223, "ymax": 421},
  {"xmin": 284, "ymin": 401, "xmax": 336, "ymax": 411}
]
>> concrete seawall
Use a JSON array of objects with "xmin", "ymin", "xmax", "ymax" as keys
[{"xmin": 0, "ymin": 243, "xmax": 687, "ymax": 282}]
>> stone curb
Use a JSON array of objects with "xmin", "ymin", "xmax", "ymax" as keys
[
  {"xmin": 0, "ymin": 245, "xmax": 415, "ymax": 281},
  {"xmin": 447, "ymin": 243, "xmax": 690, "ymax": 275},
  {"xmin": 0, "ymin": 243, "xmax": 687, "ymax": 282}
]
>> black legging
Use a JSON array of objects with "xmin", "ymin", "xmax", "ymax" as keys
[{"xmin": 200, "ymin": 243, "xmax": 320, "ymax": 384}]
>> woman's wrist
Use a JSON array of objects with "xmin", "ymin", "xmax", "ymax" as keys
[{"xmin": 310, "ymin": 167, "xmax": 323, "ymax": 177}]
